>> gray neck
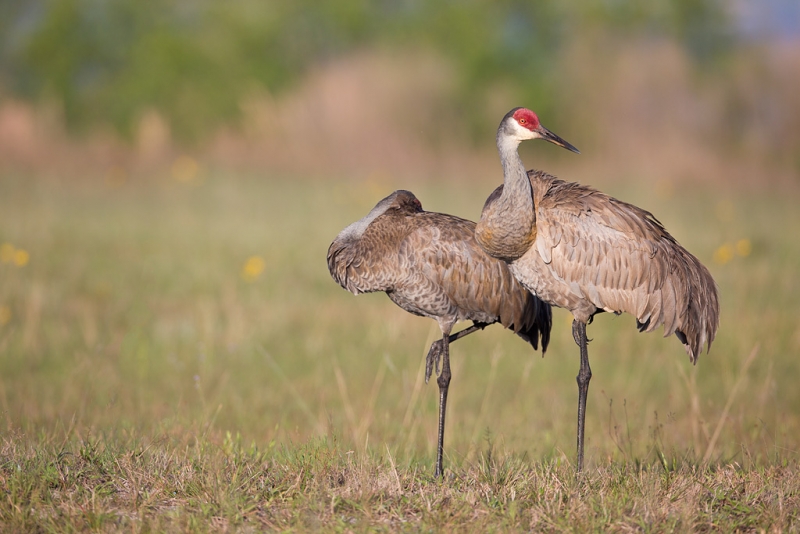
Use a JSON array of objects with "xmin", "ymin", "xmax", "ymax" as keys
[
  {"xmin": 475, "ymin": 130, "xmax": 537, "ymax": 262},
  {"xmin": 496, "ymin": 133, "xmax": 534, "ymax": 228}
]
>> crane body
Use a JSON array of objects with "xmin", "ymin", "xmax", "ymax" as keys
[
  {"xmin": 475, "ymin": 108, "xmax": 720, "ymax": 471},
  {"xmin": 328, "ymin": 189, "xmax": 552, "ymax": 477}
]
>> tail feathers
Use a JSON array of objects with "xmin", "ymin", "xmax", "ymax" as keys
[
  {"xmin": 513, "ymin": 296, "xmax": 553, "ymax": 354},
  {"xmin": 633, "ymin": 242, "xmax": 719, "ymax": 364},
  {"xmin": 669, "ymin": 249, "xmax": 720, "ymax": 364}
]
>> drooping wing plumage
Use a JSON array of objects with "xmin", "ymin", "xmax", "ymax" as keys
[
  {"xmin": 327, "ymin": 235, "xmax": 388, "ymax": 295},
  {"xmin": 327, "ymin": 207, "xmax": 412, "ymax": 295},
  {"xmin": 523, "ymin": 171, "xmax": 718, "ymax": 361}
]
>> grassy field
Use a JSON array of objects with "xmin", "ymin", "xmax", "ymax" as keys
[{"xmin": 0, "ymin": 169, "xmax": 799, "ymax": 531}]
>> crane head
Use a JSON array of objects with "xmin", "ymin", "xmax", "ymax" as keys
[
  {"xmin": 390, "ymin": 190, "xmax": 424, "ymax": 213},
  {"xmin": 501, "ymin": 107, "xmax": 580, "ymax": 154}
]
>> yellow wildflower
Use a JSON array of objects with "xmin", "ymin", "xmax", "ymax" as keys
[
  {"xmin": 713, "ymin": 243, "xmax": 734, "ymax": 265},
  {"xmin": 242, "ymin": 256, "xmax": 266, "ymax": 282},
  {"xmin": 13, "ymin": 249, "xmax": 29, "ymax": 267}
]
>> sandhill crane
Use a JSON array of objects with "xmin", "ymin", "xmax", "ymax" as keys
[
  {"xmin": 328, "ymin": 189, "xmax": 552, "ymax": 477},
  {"xmin": 474, "ymin": 107, "xmax": 720, "ymax": 472}
]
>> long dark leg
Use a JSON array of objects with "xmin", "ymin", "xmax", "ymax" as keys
[
  {"xmin": 434, "ymin": 331, "xmax": 452, "ymax": 479},
  {"xmin": 572, "ymin": 319, "xmax": 592, "ymax": 472},
  {"xmin": 425, "ymin": 322, "xmax": 486, "ymax": 384}
]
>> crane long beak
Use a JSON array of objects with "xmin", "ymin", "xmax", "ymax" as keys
[{"xmin": 537, "ymin": 125, "xmax": 580, "ymax": 154}]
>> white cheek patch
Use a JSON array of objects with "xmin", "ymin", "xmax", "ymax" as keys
[{"xmin": 509, "ymin": 121, "xmax": 537, "ymax": 141}]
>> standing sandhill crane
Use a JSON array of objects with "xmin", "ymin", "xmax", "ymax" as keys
[
  {"xmin": 328, "ymin": 189, "xmax": 552, "ymax": 477},
  {"xmin": 474, "ymin": 107, "xmax": 720, "ymax": 472}
]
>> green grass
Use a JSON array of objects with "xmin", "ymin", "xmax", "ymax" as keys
[{"xmin": 1, "ymin": 171, "xmax": 799, "ymax": 531}]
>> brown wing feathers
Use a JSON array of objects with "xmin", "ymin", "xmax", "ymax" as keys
[{"xmin": 529, "ymin": 170, "xmax": 719, "ymax": 362}]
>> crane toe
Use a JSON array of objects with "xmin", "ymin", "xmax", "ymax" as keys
[{"xmin": 425, "ymin": 340, "xmax": 444, "ymax": 384}]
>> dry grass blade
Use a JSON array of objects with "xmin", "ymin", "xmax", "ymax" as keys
[
  {"xmin": 332, "ymin": 354, "xmax": 359, "ymax": 445},
  {"xmin": 400, "ymin": 336, "xmax": 432, "ymax": 457},
  {"xmin": 402, "ymin": 328, "xmax": 437, "ymax": 429},
  {"xmin": 466, "ymin": 345, "xmax": 503, "ymax": 463},
  {"xmin": 676, "ymin": 360, "xmax": 709, "ymax": 453},
  {"xmin": 262, "ymin": 347, "xmax": 325, "ymax": 435},
  {"xmin": 702, "ymin": 344, "xmax": 760, "ymax": 464},
  {"xmin": 386, "ymin": 444, "xmax": 404, "ymax": 496},
  {"xmin": 356, "ymin": 359, "xmax": 387, "ymax": 442}
]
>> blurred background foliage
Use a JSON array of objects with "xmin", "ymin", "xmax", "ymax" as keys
[{"xmin": 0, "ymin": 0, "xmax": 734, "ymax": 142}]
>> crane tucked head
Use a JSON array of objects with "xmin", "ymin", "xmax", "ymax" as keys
[
  {"xmin": 499, "ymin": 107, "xmax": 580, "ymax": 154},
  {"xmin": 389, "ymin": 190, "xmax": 424, "ymax": 214},
  {"xmin": 333, "ymin": 190, "xmax": 423, "ymax": 244}
]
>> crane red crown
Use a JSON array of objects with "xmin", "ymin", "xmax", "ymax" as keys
[{"xmin": 512, "ymin": 108, "xmax": 540, "ymax": 131}]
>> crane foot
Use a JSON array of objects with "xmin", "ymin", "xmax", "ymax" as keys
[{"xmin": 425, "ymin": 340, "xmax": 443, "ymax": 384}]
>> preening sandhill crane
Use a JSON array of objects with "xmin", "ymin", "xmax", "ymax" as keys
[
  {"xmin": 475, "ymin": 107, "xmax": 720, "ymax": 472},
  {"xmin": 328, "ymin": 189, "xmax": 552, "ymax": 477}
]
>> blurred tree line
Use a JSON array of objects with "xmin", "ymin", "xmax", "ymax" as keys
[{"xmin": 0, "ymin": 0, "xmax": 731, "ymax": 143}]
